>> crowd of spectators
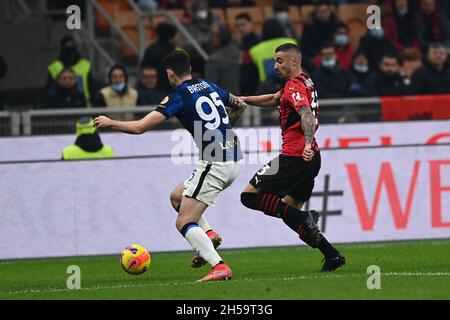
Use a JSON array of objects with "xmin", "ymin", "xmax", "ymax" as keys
[{"xmin": 41, "ymin": 0, "xmax": 450, "ymax": 113}]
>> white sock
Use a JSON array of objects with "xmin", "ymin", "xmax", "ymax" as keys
[
  {"xmin": 197, "ymin": 216, "xmax": 212, "ymax": 233},
  {"xmin": 184, "ymin": 225, "xmax": 222, "ymax": 267}
]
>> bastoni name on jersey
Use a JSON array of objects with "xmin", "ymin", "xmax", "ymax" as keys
[{"xmin": 187, "ymin": 81, "xmax": 211, "ymax": 93}]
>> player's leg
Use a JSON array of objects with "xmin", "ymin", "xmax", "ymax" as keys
[
  {"xmin": 240, "ymin": 157, "xmax": 313, "ymax": 226},
  {"xmin": 176, "ymin": 196, "xmax": 232, "ymax": 282},
  {"xmin": 170, "ymin": 183, "xmax": 222, "ymax": 249},
  {"xmin": 285, "ymin": 155, "xmax": 345, "ymax": 271}
]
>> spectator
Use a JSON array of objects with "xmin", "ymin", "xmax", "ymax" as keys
[
  {"xmin": 272, "ymin": 1, "xmax": 298, "ymax": 39},
  {"xmin": 249, "ymin": 18, "xmax": 297, "ymax": 84},
  {"xmin": 311, "ymin": 44, "xmax": 359, "ymax": 98},
  {"xmin": 356, "ymin": 27, "xmax": 398, "ymax": 70},
  {"xmin": 416, "ymin": 0, "xmax": 450, "ymax": 51},
  {"xmin": 135, "ymin": 0, "xmax": 158, "ymax": 12},
  {"xmin": 94, "ymin": 65, "xmax": 138, "ymax": 121},
  {"xmin": 137, "ymin": 67, "xmax": 166, "ymax": 106},
  {"xmin": 383, "ymin": 0, "xmax": 421, "ymax": 59},
  {"xmin": 140, "ymin": 22, "xmax": 178, "ymax": 93},
  {"xmin": 411, "ymin": 43, "xmax": 450, "ymax": 94},
  {"xmin": 301, "ymin": 3, "xmax": 340, "ymax": 60},
  {"xmin": 235, "ymin": 12, "xmax": 261, "ymax": 95},
  {"xmin": 0, "ymin": 54, "xmax": 6, "ymax": 109},
  {"xmin": 44, "ymin": 68, "xmax": 87, "ymax": 108},
  {"xmin": 47, "ymin": 36, "xmax": 95, "ymax": 106},
  {"xmin": 62, "ymin": 117, "xmax": 114, "ymax": 160},
  {"xmin": 365, "ymin": 53, "xmax": 409, "ymax": 96},
  {"xmin": 183, "ymin": 0, "xmax": 222, "ymax": 48},
  {"xmin": 205, "ymin": 27, "xmax": 241, "ymax": 94},
  {"xmin": 314, "ymin": 22, "xmax": 353, "ymax": 70},
  {"xmin": 350, "ymin": 51, "xmax": 371, "ymax": 93}
]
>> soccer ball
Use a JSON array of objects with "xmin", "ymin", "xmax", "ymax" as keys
[{"xmin": 120, "ymin": 244, "xmax": 151, "ymax": 275}]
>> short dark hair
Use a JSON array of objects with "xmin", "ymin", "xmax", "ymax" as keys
[
  {"xmin": 428, "ymin": 42, "xmax": 446, "ymax": 52},
  {"xmin": 156, "ymin": 22, "xmax": 177, "ymax": 42},
  {"xmin": 162, "ymin": 49, "xmax": 191, "ymax": 77},
  {"xmin": 336, "ymin": 22, "xmax": 349, "ymax": 32},
  {"xmin": 320, "ymin": 41, "xmax": 335, "ymax": 52},
  {"xmin": 108, "ymin": 64, "xmax": 128, "ymax": 84},
  {"xmin": 275, "ymin": 43, "xmax": 301, "ymax": 56},
  {"xmin": 262, "ymin": 18, "xmax": 286, "ymax": 40},
  {"xmin": 380, "ymin": 52, "xmax": 401, "ymax": 64},
  {"xmin": 273, "ymin": 1, "xmax": 289, "ymax": 13},
  {"xmin": 140, "ymin": 66, "xmax": 157, "ymax": 74},
  {"xmin": 236, "ymin": 12, "xmax": 252, "ymax": 22}
]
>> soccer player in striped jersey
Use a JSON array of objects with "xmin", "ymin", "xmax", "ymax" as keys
[
  {"xmin": 94, "ymin": 50, "xmax": 247, "ymax": 281},
  {"xmin": 240, "ymin": 43, "xmax": 345, "ymax": 272}
]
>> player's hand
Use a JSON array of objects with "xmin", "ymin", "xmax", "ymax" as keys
[
  {"xmin": 238, "ymin": 96, "xmax": 248, "ymax": 103},
  {"xmin": 302, "ymin": 144, "xmax": 314, "ymax": 162},
  {"xmin": 93, "ymin": 115, "xmax": 113, "ymax": 129}
]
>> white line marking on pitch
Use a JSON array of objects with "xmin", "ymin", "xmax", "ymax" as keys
[{"xmin": 3, "ymin": 272, "xmax": 450, "ymax": 295}]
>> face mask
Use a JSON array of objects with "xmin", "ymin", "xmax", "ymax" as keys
[
  {"xmin": 196, "ymin": 10, "xmax": 208, "ymax": 20},
  {"xmin": 371, "ymin": 28, "xmax": 384, "ymax": 39},
  {"xmin": 112, "ymin": 83, "xmax": 126, "ymax": 92},
  {"xmin": 353, "ymin": 64, "xmax": 369, "ymax": 74},
  {"xmin": 276, "ymin": 12, "xmax": 289, "ymax": 23},
  {"xmin": 335, "ymin": 34, "xmax": 349, "ymax": 46},
  {"xmin": 397, "ymin": 8, "xmax": 408, "ymax": 16},
  {"xmin": 322, "ymin": 59, "xmax": 336, "ymax": 68}
]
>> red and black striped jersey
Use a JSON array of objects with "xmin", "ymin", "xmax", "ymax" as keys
[{"xmin": 277, "ymin": 73, "xmax": 320, "ymax": 157}]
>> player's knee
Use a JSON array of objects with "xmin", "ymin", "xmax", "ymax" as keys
[
  {"xmin": 175, "ymin": 217, "xmax": 185, "ymax": 231},
  {"xmin": 170, "ymin": 190, "xmax": 181, "ymax": 210},
  {"xmin": 240, "ymin": 192, "xmax": 260, "ymax": 210}
]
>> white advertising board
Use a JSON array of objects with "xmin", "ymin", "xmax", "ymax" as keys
[
  {"xmin": 0, "ymin": 143, "xmax": 449, "ymax": 259},
  {"xmin": 0, "ymin": 120, "xmax": 449, "ymax": 162}
]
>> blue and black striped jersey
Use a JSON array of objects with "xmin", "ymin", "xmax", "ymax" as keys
[{"xmin": 156, "ymin": 78, "xmax": 242, "ymax": 162}]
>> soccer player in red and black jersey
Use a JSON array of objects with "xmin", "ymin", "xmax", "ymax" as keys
[{"xmin": 240, "ymin": 43, "xmax": 345, "ymax": 271}]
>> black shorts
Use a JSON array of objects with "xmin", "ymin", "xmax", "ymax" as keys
[{"xmin": 249, "ymin": 153, "xmax": 321, "ymax": 202}]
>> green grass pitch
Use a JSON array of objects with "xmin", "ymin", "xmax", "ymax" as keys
[{"xmin": 1, "ymin": 239, "xmax": 450, "ymax": 300}]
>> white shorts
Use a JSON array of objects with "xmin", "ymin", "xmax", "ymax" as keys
[{"xmin": 183, "ymin": 160, "xmax": 240, "ymax": 206}]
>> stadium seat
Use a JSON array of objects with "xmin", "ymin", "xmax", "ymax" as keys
[
  {"xmin": 113, "ymin": 11, "xmax": 153, "ymax": 60},
  {"xmin": 338, "ymin": 4, "xmax": 367, "ymax": 23},
  {"xmin": 169, "ymin": 9, "xmax": 187, "ymax": 22},
  {"xmin": 347, "ymin": 20, "xmax": 367, "ymax": 51},
  {"xmin": 96, "ymin": 0, "xmax": 119, "ymax": 34}
]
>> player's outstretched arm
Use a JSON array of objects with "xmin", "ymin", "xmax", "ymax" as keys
[
  {"xmin": 297, "ymin": 105, "xmax": 316, "ymax": 162},
  {"xmin": 240, "ymin": 92, "xmax": 281, "ymax": 108},
  {"xmin": 94, "ymin": 111, "xmax": 166, "ymax": 134},
  {"xmin": 227, "ymin": 94, "xmax": 247, "ymax": 125}
]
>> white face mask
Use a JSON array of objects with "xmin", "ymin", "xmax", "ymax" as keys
[
  {"xmin": 353, "ymin": 64, "xmax": 369, "ymax": 74},
  {"xmin": 322, "ymin": 59, "xmax": 336, "ymax": 68},
  {"xmin": 397, "ymin": 7, "xmax": 408, "ymax": 16},
  {"xmin": 276, "ymin": 12, "xmax": 289, "ymax": 23},
  {"xmin": 196, "ymin": 10, "xmax": 208, "ymax": 20}
]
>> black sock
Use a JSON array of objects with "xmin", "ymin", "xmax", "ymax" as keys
[{"xmin": 316, "ymin": 237, "xmax": 340, "ymax": 259}]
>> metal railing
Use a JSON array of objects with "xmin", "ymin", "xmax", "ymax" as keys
[
  {"xmin": 6, "ymin": 97, "xmax": 384, "ymax": 136},
  {"xmin": 21, "ymin": 106, "xmax": 161, "ymax": 136},
  {"xmin": 0, "ymin": 111, "xmax": 21, "ymax": 136},
  {"xmin": 125, "ymin": 0, "xmax": 209, "ymax": 61}
]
